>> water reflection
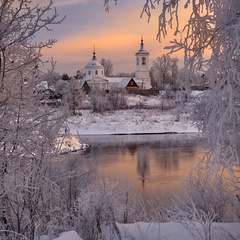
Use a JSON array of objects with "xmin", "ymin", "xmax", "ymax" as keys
[
  {"xmin": 79, "ymin": 134, "xmax": 203, "ymax": 200},
  {"xmin": 137, "ymin": 145, "xmax": 150, "ymax": 188}
]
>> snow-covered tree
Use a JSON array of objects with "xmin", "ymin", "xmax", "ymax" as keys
[
  {"xmin": 168, "ymin": 195, "xmax": 217, "ymax": 240},
  {"xmin": 89, "ymin": 87, "xmax": 108, "ymax": 113},
  {"xmin": 116, "ymin": 176, "xmax": 148, "ymax": 223},
  {"xmin": 74, "ymin": 179, "xmax": 122, "ymax": 240},
  {"xmin": 165, "ymin": 167, "xmax": 238, "ymax": 239},
  {"xmin": 104, "ymin": 0, "xmax": 240, "ymax": 170},
  {"xmin": 103, "ymin": 1, "xmax": 240, "ymax": 229},
  {"xmin": 107, "ymin": 87, "xmax": 127, "ymax": 110},
  {"xmin": 56, "ymin": 79, "xmax": 86, "ymax": 112},
  {"xmin": 39, "ymin": 70, "xmax": 61, "ymax": 87},
  {"xmin": 75, "ymin": 69, "xmax": 85, "ymax": 79},
  {"xmin": 62, "ymin": 73, "xmax": 70, "ymax": 81},
  {"xmin": 145, "ymin": 0, "xmax": 240, "ymax": 170},
  {"xmin": 114, "ymin": 72, "xmax": 135, "ymax": 77},
  {"xmin": 0, "ymin": 45, "xmax": 66, "ymax": 240},
  {"xmin": 101, "ymin": 58, "xmax": 113, "ymax": 77},
  {"xmin": 150, "ymin": 54, "xmax": 179, "ymax": 89},
  {"xmin": 0, "ymin": 1, "xmax": 66, "ymax": 239}
]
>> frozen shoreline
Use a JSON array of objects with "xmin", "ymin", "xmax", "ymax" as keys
[
  {"xmin": 53, "ymin": 221, "xmax": 240, "ymax": 240},
  {"xmin": 67, "ymin": 109, "xmax": 199, "ymax": 136}
]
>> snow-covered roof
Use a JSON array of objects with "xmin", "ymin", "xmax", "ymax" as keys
[
  {"xmin": 79, "ymin": 79, "xmax": 88, "ymax": 88},
  {"xmin": 119, "ymin": 78, "xmax": 136, "ymax": 88},
  {"xmin": 106, "ymin": 77, "xmax": 138, "ymax": 88},
  {"xmin": 86, "ymin": 76, "xmax": 109, "ymax": 82},
  {"xmin": 136, "ymin": 48, "xmax": 149, "ymax": 55},
  {"xmin": 85, "ymin": 59, "xmax": 103, "ymax": 67},
  {"xmin": 106, "ymin": 77, "xmax": 124, "ymax": 84}
]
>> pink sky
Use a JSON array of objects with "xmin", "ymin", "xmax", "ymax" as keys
[{"xmin": 39, "ymin": 0, "xmax": 188, "ymax": 76}]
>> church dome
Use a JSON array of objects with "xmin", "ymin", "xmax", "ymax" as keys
[
  {"xmin": 86, "ymin": 59, "xmax": 103, "ymax": 67},
  {"xmin": 85, "ymin": 47, "xmax": 104, "ymax": 69},
  {"xmin": 84, "ymin": 47, "xmax": 105, "ymax": 79}
]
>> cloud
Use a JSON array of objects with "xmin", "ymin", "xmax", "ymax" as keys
[
  {"xmin": 53, "ymin": 0, "xmax": 92, "ymax": 7},
  {"xmin": 39, "ymin": 0, "xmax": 189, "ymax": 75}
]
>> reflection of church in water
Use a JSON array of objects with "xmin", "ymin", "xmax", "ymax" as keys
[
  {"xmin": 128, "ymin": 144, "xmax": 150, "ymax": 187},
  {"xmin": 82, "ymin": 37, "xmax": 152, "ymax": 90}
]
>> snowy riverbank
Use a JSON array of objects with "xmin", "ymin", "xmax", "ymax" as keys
[
  {"xmin": 53, "ymin": 106, "xmax": 240, "ymax": 240},
  {"xmin": 68, "ymin": 108, "xmax": 198, "ymax": 135},
  {"xmin": 53, "ymin": 221, "xmax": 240, "ymax": 240}
]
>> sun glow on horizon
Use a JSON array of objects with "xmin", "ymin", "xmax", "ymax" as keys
[{"xmin": 40, "ymin": 1, "xmax": 193, "ymax": 75}]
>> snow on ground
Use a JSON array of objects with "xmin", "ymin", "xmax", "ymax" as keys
[
  {"xmin": 68, "ymin": 93, "xmax": 201, "ymax": 135},
  {"xmin": 68, "ymin": 108, "xmax": 198, "ymax": 135},
  {"xmin": 53, "ymin": 231, "xmax": 83, "ymax": 240},
  {"xmin": 54, "ymin": 134, "xmax": 90, "ymax": 154},
  {"xmin": 126, "ymin": 94, "xmax": 162, "ymax": 108},
  {"xmin": 52, "ymin": 222, "xmax": 240, "ymax": 240},
  {"xmin": 55, "ymin": 93, "xmax": 240, "ymax": 240},
  {"xmin": 117, "ymin": 222, "xmax": 240, "ymax": 240},
  {"xmin": 190, "ymin": 90, "xmax": 204, "ymax": 97}
]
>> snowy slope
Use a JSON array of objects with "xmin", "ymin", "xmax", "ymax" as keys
[
  {"xmin": 67, "ymin": 93, "xmax": 201, "ymax": 135},
  {"xmin": 52, "ymin": 222, "xmax": 240, "ymax": 240},
  {"xmin": 68, "ymin": 109, "xmax": 198, "ymax": 135}
]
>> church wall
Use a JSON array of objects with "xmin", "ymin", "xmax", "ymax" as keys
[
  {"xmin": 135, "ymin": 70, "xmax": 150, "ymax": 79},
  {"xmin": 84, "ymin": 66, "xmax": 104, "ymax": 80},
  {"xmin": 136, "ymin": 56, "xmax": 149, "ymax": 71}
]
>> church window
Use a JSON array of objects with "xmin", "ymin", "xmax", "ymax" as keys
[
  {"xmin": 137, "ymin": 58, "xmax": 139, "ymax": 65},
  {"xmin": 88, "ymin": 71, "xmax": 90, "ymax": 75},
  {"xmin": 96, "ymin": 70, "xmax": 98, "ymax": 75},
  {"xmin": 142, "ymin": 57, "xmax": 146, "ymax": 65}
]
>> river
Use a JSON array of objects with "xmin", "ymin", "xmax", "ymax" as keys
[{"xmin": 79, "ymin": 133, "xmax": 203, "ymax": 202}]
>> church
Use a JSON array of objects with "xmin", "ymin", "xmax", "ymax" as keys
[{"xmin": 81, "ymin": 38, "xmax": 151, "ymax": 90}]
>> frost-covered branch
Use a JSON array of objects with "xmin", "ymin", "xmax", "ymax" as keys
[
  {"xmin": 136, "ymin": 0, "xmax": 240, "ymax": 168},
  {"xmin": 103, "ymin": 0, "xmax": 118, "ymax": 12},
  {"xmin": 0, "ymin": 0, "xmax": 64, "ymax": 87},
  {"xmin": 0, "ymin": 1, "xmax": 69, "ymax": 239}
]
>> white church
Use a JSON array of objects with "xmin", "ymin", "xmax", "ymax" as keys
[{"xmin": 81, "ymin": 38, "xmax": 152, "ymax": 90}]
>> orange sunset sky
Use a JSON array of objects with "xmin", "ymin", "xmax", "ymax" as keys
[{"xmin": 38, "ymin": 0, "xmax": 190, "ymax": 76}]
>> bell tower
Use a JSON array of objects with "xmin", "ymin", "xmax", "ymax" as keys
[{"xmin": 135, "ymin": 36, "xmax": 151, "ymax": 89}]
